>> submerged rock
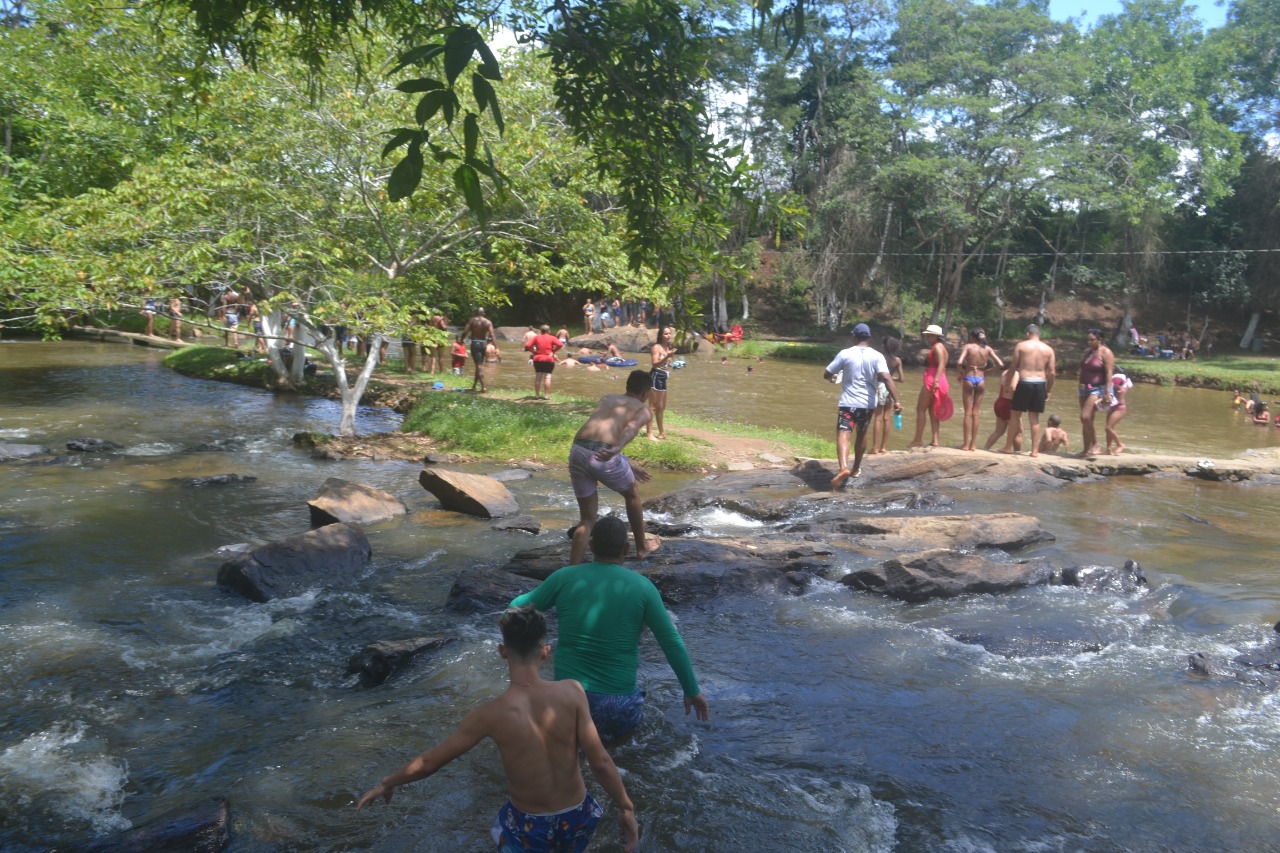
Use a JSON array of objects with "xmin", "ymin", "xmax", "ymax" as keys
[
  {"xmin": 172, "ymin": 474, "xmax": 258, "ymax": 488},
  {"xmin": 1054, "ymin": 560, "xmax": 1147, "ymax": 594},
  {"xmin": 66, "ymin": 437, "xmax": 123, "ymax": 453},
  {"xmin": 347, "ymin": 637, "xmax": 454, "ymax": 688},
  {"xmin": 491, "ymin": 514, "xmax": 542, "ymax": 534},
  {"xmin": 446, "ymin": 567, "xmax": 539, "ymax": 613},
  {"xmin": 217, "ymin": 523, "xmax": 372, "ymax": 602},
  {"xmin": 0, "ymin": 443, "xmax": 51, "ymax": 461},
  {"xmin": 85, "ymin": 797, "xmax": 229, "ymax": 852}
]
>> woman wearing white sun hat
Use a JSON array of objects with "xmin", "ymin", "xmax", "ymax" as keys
[{"xmin": 910, "ymin": 324, "xmax": 950, "ymax": 448}]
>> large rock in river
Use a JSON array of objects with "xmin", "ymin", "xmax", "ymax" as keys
[
  {"xmin": 788, "ymin": 512, "xmax": 1054, "ymax": 552},
  {"xmin": 217, "ymin": 523, "xmax": 371, "ymax": 602},
  {"xmin": 418, "ymin": 468, "xmax": 520, "ymax": 518},
  {"xmin": 842, "ymin": 548, "xmax": 1057, "ymax": 602},
  {"xmin": 308, "ymin": 477, "xmax": 406, "ymax": 527}
]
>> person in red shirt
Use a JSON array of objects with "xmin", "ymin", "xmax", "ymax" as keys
[
  {"xmin": 450, "ymin": 336, "xmax": 468, "ymax": 374},
  {"xmin": 526, "ymin": 324, "xmax": 565, "ymax": 399}
]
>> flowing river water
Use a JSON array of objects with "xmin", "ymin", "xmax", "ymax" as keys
[{"xmin": 4, "ymin": 339, "xmax": 1280, "ymax": 852}]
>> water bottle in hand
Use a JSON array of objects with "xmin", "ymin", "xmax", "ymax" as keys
[{"xmin": 893, "ymin": 411, "xmax": 903, "ymax": 430}]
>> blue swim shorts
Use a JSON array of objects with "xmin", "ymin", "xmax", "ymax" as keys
[
  {"xmin": 586, "ymin": 689, "xmax": 645, "ymax": 740},
  {"xmin": 491, "ymin": 793, "xmax": 603, "ymax": 853}
]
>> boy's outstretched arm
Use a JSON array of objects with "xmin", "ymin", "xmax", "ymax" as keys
[
  {"xmin": 573, "ymin": 685, "xmax": 638, "ymax": 851},
  {"xmin": 356, "ymin": 710, "xmax": 488, "ymax": 810}
]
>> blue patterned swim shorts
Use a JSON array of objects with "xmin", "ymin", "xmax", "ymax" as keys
[
  {"xmin": 491, "ymin": 793, "xmax": 603, "ymax": 853},
  {"xmin": 586, "ymin": 689, "xmax": 645, "ymax": 740}
]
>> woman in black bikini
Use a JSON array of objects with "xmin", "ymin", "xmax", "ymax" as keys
[{"xmin": 647, "ymin": 327, "xmax": 675, "ymax": 440}]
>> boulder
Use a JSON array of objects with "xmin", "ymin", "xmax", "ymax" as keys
[
  {"xmin": 347, "ymin": 637, "xmax": 454, "ymax": 688},
  {"xmin": 492, "ymin": 515, "xmax": 542, "ymax": 534},
  {"xmin": 843, "ymin": 449, "xmax": 1068, "ymax": 493},
  {"xmin": 308, "ymin": 477, "xmax": 407, "ymax": 527},
  {"xmin": 418, "ymin": 468, "xmax": 520, "ymax": 518},
  {"xmin": 791, "ymin": 513, "xmax": 1054, "ymax": 552},
  {"xmin": 217, "ymin": 523, "xmax": 372, "ymax": 602},
  {"xmin": 0, "ymin": 443, "xmax": 51, "ymax": 461},
  {"xmin": 645, "ymin": 465, "xmax": 955, "ymax": 519},
  {"xmin": 445, "ymin": 567, "xmax": 539, "ymax": 613},
  {"xmin": 499, "ymin": 537, "xmax": 802, "ymax": 605},
  {"xmin": 85, "ymin": 797, "xmax": 228, "ymax": 852},
  {"xmin": 841, "ymin": 548, "xmax": 1056, "ymax": 602},
  {"xmin": 567, "ymin": 327, "xmax": 656, "ymax": 354},
  {"xmin": 66, "ymin": 437, "xmax": 122, "ymax": 453}
]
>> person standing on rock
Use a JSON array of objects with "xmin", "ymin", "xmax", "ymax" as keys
[
  {"xmin": 510, "ymin": 516, "xmax": 708, "ymax": 742},
  {"xmin": 461, "ymin": 308, "xmax": 495, "ymax": 393},
  {"xmin": 956, "ymin": 328, "xmax": 1003, "ymax": 452},
  {"xmin": 566, "ymin": 370, "xmax": 662, "ymax": 566},
  {"xmin": 909, "ymin": 324, "xmax": 949, "ymax": 448},
  {"xmin": 824, "ymin": 323, "xmax": 902, "ymax": 489},
  {"xmin": 1001, "ymin": 324, "xmax": 1056, "ymax": 457},
  {"xmin": 526, "ymin": 324, "xmax": 563, "ymax": 400}
]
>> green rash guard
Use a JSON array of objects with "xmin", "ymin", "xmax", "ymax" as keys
[{"xmin": 510, "ymin": 561, "xmax": 701, "ymax": 697}]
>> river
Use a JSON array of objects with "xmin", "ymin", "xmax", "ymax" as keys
[{"xmin": 3, "ymin": 339, "xmax": 1280, "ymax": 852}]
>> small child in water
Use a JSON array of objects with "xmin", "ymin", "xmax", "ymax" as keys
[{"xmin": 1038, "ymin": 413, "xmax": 1071, "ymax": 455}]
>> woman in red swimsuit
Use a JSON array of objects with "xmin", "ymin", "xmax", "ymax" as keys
[{"xmin": 910, "ymin": 324, "xmax": 950, "ymax": 448}]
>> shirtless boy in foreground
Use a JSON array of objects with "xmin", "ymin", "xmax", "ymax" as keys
[
  {"xmin": 568, "ymin": 370, "xmax": 660, "ymax": 564},
  {"xmin": 357, "ymin": 606, "xmax": 638, "ymax": 852}
]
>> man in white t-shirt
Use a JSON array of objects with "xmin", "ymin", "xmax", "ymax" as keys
[{"xmin": 823, "ymin": 323, "xmax": 902, "ymax": 489}]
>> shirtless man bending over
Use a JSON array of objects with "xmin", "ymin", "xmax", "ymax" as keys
[
  {"xmin": 357, "ymin": 606, "xmax": 638, "ymax": 852},
  {"xmin": 568, "ymin": 370, "xmax": 660, "ymax": 564},
  {"xmin": 1001, "ymin": 324, "xmax": 1056, "ymax": 457}
]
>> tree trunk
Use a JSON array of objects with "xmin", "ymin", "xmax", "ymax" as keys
[
  {"xmin": 739, "ymin": 275, "xmax": 749, "ymax": 322},
  {"xmin": 1117, "ymin": 304, "xmax": 1133, "ymax": 348},
  {"xmin": 1240, "ymin": 311, "xmax": 1260, "ymax": 349}
]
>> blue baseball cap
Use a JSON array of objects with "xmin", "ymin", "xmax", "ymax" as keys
[{"xmin": 852, "ymin": 323, "xmax": 872, "ymax": 338}]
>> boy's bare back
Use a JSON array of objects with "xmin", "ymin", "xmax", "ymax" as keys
[
  {"xmin": 575, "ymin": 394, "xmax": 651, "ymax": 447},
  {"xmin": 482, "ymin": 679, "xmax": 592, "ymax": 814}
]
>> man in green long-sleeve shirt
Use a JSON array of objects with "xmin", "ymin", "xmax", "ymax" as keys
[{"xmin": 511, "ymin": 516, "xmax": 710, "ymax": 740}]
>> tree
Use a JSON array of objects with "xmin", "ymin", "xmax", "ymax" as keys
[
  {"xmin": 882, "ymin": 0, "xmax": 1078, "ymax": 332},
  {"xmin": 1069, "ymin": 0, "xmax": 1241, "ymax": 337}
]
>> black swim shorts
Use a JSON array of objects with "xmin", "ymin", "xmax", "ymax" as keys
[
  {"xmin": 651, "ymin": 368, "xmax": 669, "ymax": 392},
  {"xmin": 1011, "ymin": 380, "xmax": 1048, "ymax": 413},
  {"xmin": 837, "ymin": 406, "xmax": 873, "ymax": 432}
]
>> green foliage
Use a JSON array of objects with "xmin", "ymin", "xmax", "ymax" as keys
[
  {"xmin": 401, "ymin": 392, "xmax": 705, "ymax": 468},
  {"xmin": 164, "ymin": 345, "xmax": 248, "ymax": 374}
]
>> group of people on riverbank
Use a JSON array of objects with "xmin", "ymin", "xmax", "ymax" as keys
[
  {"xmin": 359, "ymin": 368, "xmax": 707, "ymax": 851},
  {"xmin": 582, "ymin": 296, "xmax": 669, "ymax": 336},
  {"xmin": 825, "ymin": 322, "xmax": 1135, "ymax": 484}
]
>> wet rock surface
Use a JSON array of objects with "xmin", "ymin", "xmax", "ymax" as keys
[
  {"xmin": 217, "ymin": 523, "xmax": 372, "ymax": 603},
  {"xmin": 308, "ymin": 477, "xmax": 407, "ymax": 527},
  {"xmin": 418, "ymin": 467, "xmax": 520, "ymax": 518}
]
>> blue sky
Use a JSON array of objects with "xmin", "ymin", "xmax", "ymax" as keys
[{"xmin": 1047, "ymin": 0, "xmax": 1228, "ymax": 29}]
